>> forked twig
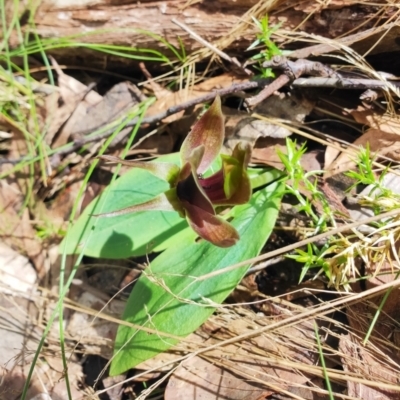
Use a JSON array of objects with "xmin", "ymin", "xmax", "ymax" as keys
[{"xmin": 246, "ymin": 55, "xmax": 340, "ymax": 107}]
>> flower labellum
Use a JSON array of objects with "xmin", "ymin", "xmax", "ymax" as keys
[{"xmin": 96, "ymin": 96, "xmax": 252, "ymax": 247}]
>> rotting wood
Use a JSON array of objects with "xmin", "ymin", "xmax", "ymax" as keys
[{"xmin": 5, "ymin": 0, "xmax": 398, "ymax": 69}]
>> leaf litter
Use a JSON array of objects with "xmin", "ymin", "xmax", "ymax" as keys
[{"xmin": 2, "ymin": 1, "xmax": 400, "ymax": 399}]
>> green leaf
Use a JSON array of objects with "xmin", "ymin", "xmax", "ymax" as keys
[
  {"xmin": 249, "ymin": 167, "xmax": 286, "ymax": 189},
  {"xmin": 110, "ymin": 180, "xmax": 284, "ymax": 375},
  {"xmin": 93, "ymin": 189, "xmax": 184, "ymax": 217},
  {"xmin": 61, "ymin": 166, "xmax": 187, "ymax": 258},
  {"xmin": 98, "ymin": 155, "xmax": 180, "ymax": 185}
]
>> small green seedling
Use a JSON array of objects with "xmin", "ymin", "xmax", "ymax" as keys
[{"xmin": 247, "ymin": 15, "xmax": 283, "ymax": 78}]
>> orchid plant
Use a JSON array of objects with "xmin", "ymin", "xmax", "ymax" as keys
[
  {"xmin": 62, "ymin": 96, "xmax": 284, "ymax": 375},
  {"xmin": 96, "ymin": 96, "xmax": 252, "ymax": 247}
]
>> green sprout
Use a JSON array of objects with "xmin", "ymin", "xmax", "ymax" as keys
[
  {"xmin": 247, "ymin": 15, "xmax": 283, "ymax": 78},
  {"xmin": 282, "ymin": 139, "xmax": 400, "ymax": 290},
  {"xmin": 346, "ymin": 144, "xmax": 400, "ymax": 215},
  {"xmin": 278, "ymin": 138, "xmax": 333, "ymax": 233}
]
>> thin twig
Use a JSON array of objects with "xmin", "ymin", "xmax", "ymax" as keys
[
  {"xmin": 246, "ymin": 55, "xmax": 340, "ymax": 107},
  {"xmin": 0, "ymin": 79, "xmax": 269, "ymax": 166},
  {"xmin": 57, "ymin": 80, "xmax": 267, "ymax": 155},
  {"xmin": 245, "ymin": 74, "xmax": 289, "ymax": 107},
  {"xmin": 292, "ymin": 77, "xmax": 400, "ymax": 91}
]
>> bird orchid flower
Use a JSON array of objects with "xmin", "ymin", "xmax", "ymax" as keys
[{"xmin": 97, "ymin": 96, "xmax": 252, "ymax": 247}]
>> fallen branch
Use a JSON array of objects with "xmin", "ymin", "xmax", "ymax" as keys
[
  {"xmin": 246, "ymin": 55, "xmax": 400, "ymax": 107},
  {"xmin": 246, "ymin": 56, "xmax": 339, "ymax": 107},
  {"xmin": 1, "ymin": 79, "xmax": 270, "ymax": 166},
  {"xmin": 292, "ymin": 77, "xmax": 400, "ymax": 91},
  {"xmin": 4, "ymin": 56, "xmax": 399, "ymax": 167}
]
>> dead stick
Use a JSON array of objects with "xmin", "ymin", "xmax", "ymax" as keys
[
  {"xmin": 292, "ymin": 77, "xmax": 400, "ymax": 91},
  {"xmin": 0, "ymin": 79, "xmax": 269, "ymax": 166},
  {"xmin": 245, "ymin": 74, "xmax": 290, "ymax": 107}
]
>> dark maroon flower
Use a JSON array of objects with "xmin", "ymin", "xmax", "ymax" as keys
[{"xmin": 96, "ymin": 96, "xmax": 251, "ymax": 247}]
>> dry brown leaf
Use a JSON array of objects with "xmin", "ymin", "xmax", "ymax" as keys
[
  {"xmin": 0, "ymin": 291, "xmax": 39, "ymax": 371},
  {"xmin": 350, "ymin": 107, "xmax": 400, "ymax": 135},
  {"xmin": 326, "ymin": 128, "xmax": 400, "ymax": 177},
  {"xmin": 45, "ymin": 58, "xmax": 102, "ymax": 146},
  {"xmin": 324, "ymin": 143, "xmax": 341, "ymax": 169},
  {"xmin": 0, "ymin": 365, "xmax": 44, "ymax": 400},
  {"xmin": 255, "ymin": 92, "xmax": 314, "ymax": 123},
  {"xmin": 54, "ymin": 81, "xmax": 143, "ymax": 149},
  {"xmin": 225, "ymin": 115, "xmax": 293, "ymax": 159},
  {"xmin": 128, "ymin": 129, "xmax": 175, "ymax": 155},
  {"xmin": 0, "ymin": 180, "xmax": 43, "ymax": 273},
  {"xmin": 0, "ymin": 128, "xmax": 30, "ymax": 190},
  {"xmin": 35, "ymin": 177, "xmax": 83, "ymax": 232},
  {"xmin": 325, "ymin": 105, "xmax": 400, "ymax": 177},
  {"xmin": 165, "ymin": 317, "xmax": 319, "ymax": 399},
  {"xmin": 339, "ymin": 334, "xmax": 400, "ymax": 400},
  {"xmin": 224, "ymin": 93, "xmax": 314, "ymax": 169},
  {"xmin": 66, "ymin": 291, "xmax": 125, "ymax": 358},
  {"xmin": 45, "ymin": 358, "xmax": 84, "ymax": 400},
  {"xmin": 0, "ymin": 242, "xmax": 36, "ymax": 294},
  {"xmin": 251, "ymin": 137, "xmax": 288, "ymax": 169},
  {"xmin": 166, "ymin": 355, "xmax": 270, "ymax": 400},
  {"xmin": 252, "ymin": 139, "xmax": 322, "ymax": 172}
]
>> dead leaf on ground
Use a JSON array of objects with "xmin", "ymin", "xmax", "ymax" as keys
[
  {"xmin": 0, "ymin": 365, "xmax": 44, "ymax": 400},
  {"xmin": 44, "ymin": 58, "xmax": 145, "ymax": 152},
  {"xmin": 339, "ymin": 334, "xmax": 400, "ymax": 400},
  {"xmin": 44, "ymin": 357, "xmax": 84, "ymax": 400},
  {"xmin": 326, "ymin": 106, "xmax": 400, "ymax": 177},
  {"xmin": 324, "ymin": 143, "xmax": 341, "ymax": 170},
  {"xmin": 56, "ymin": 80, "xmax": 143, "ymax": 148},
  {"xmin": 166, "ymin": 355, "xmax": 270, "ymax": 400},
  {"xmin": 34, "ymin": 176, "xmax": 83, "ymax": 234},
  {"xmin": 166, "ymin": 315, "xmax": 320, "ymax": 399},
  {"xmin": 0, "ymin": 242, "xmax": 36, "ymax": 294},
  {"xmin": 66, "ymin": 290, "xmax": 125, "ymax": 358},
  {"xmin": 45, "ymin": 57, "xmax": 102, "ymax": 147},
  {"xmin": 0, "ymin": 245, "xmax": 39, "ymax": 372},
  {"xmin": 325, "ymin": 128, "xmax": 400, "ymax": 177},
  {"xmin": 0, "ymin": 180, "xmax": 43, "ymax": 274},
  {"xmin": 224, "ymin": 93, "xmax": 314, "ymax": 170},
  {"xmin": 349, "ymin": 106, "xmax": 400, "ymax": 135}
]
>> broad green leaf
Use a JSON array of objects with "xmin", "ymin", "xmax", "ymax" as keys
[
  {"xmin": 98, "ymin": 155, "xmax": 180, "ymax": 185},
  {"xmin": 249, "ymin": 167, "xmax": 285, "ymax": 189},
  {"xmin": 152, "ymin": 224, "xmax": 195, "ymax": 253},
  {"xmin": 61, "ymin": 166, "xmax": 187, "ymax": 258},
  {"xmin": 110, "ymin": 180, "xmax": 284, "ymax": 375}
]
